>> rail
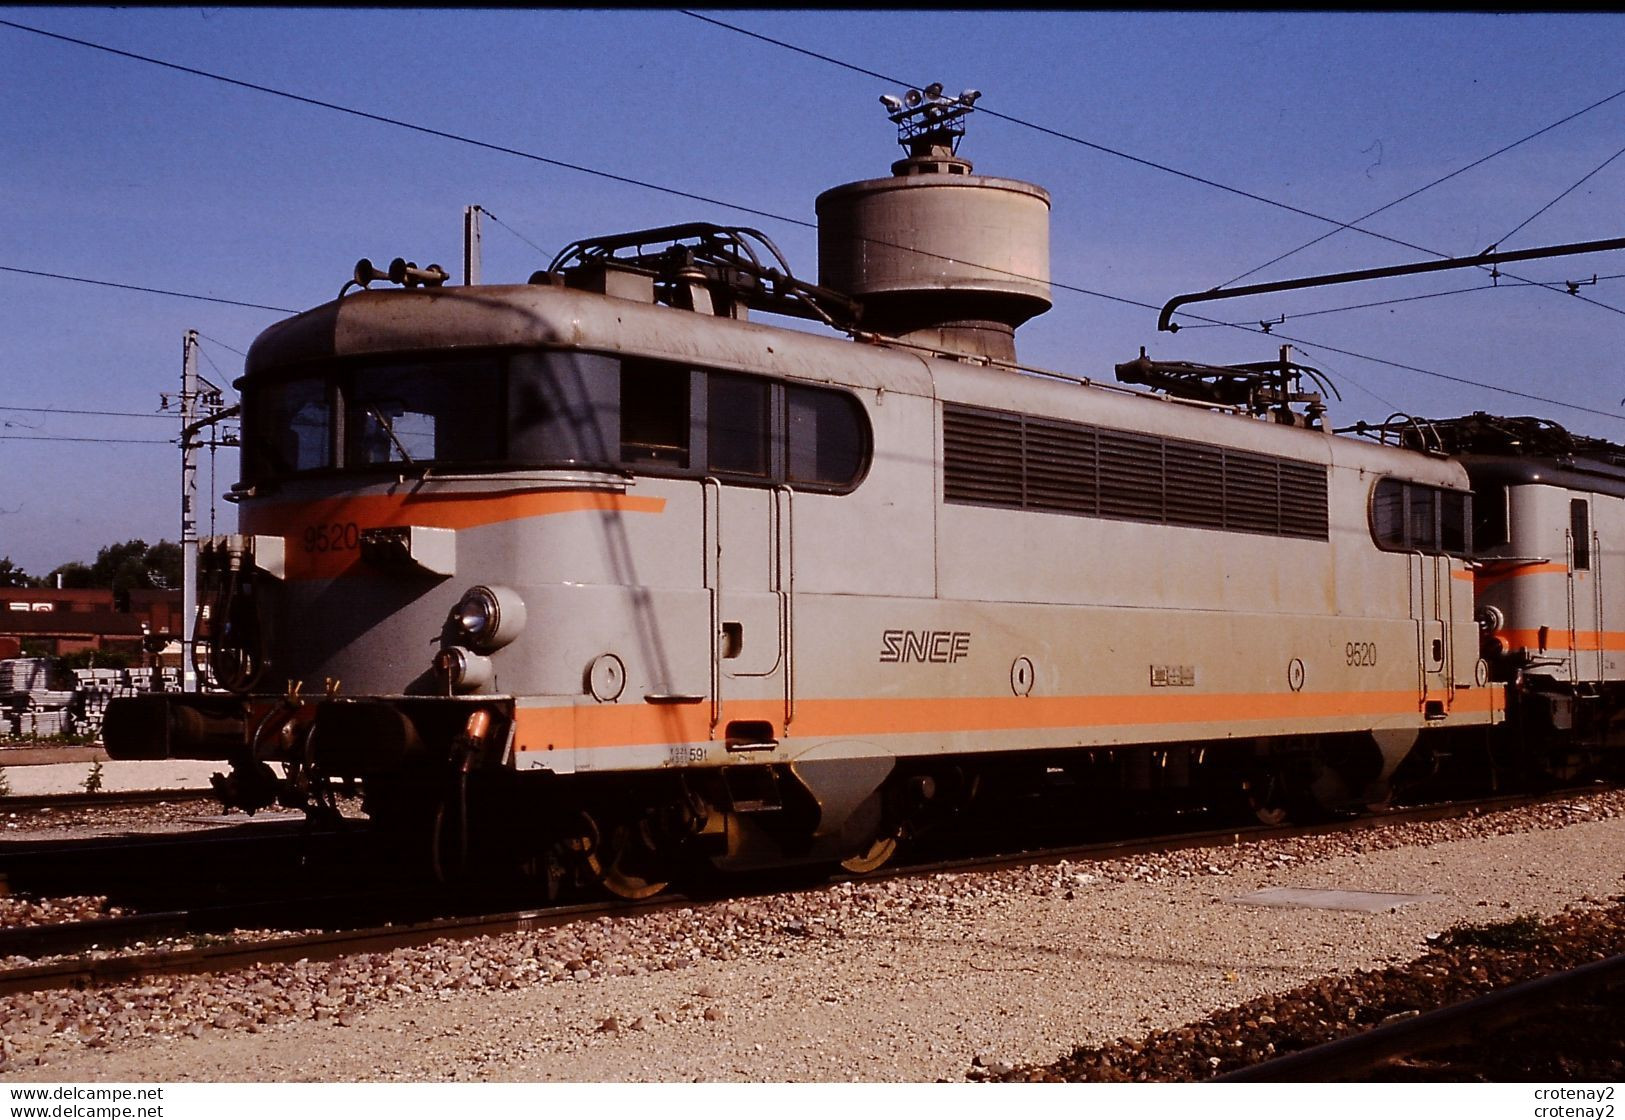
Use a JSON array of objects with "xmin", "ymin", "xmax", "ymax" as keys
[
  {"xmin": 1217, "ymin": 950, "xmax": 1625, "ymax": 1081},
  {"xmin": 3, "ymin": 786, "xmax": 1611, "ymax": 997}
]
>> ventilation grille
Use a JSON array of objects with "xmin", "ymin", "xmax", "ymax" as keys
[{"xmin": 943, "ymin": 402, "xmax": 1328, "ymax": 540}]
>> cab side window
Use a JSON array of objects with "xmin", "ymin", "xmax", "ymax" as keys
[
  {"xmin": 787, "ymin": 385, "xmax": 868, "ymax": 488},
  {"xmin": 1572, "ymin": 499, "xmax": 1591, "ymax": 571},
  {"xmin": 1372, "ymin": 478, "xmax": 1406, "ymax": 550},
  {"xmin": 613, "ymin": 359, "xmax": 869, "ymax": 492},
  {"xmin": 706, "ymin": 374, "xmax": 772, "ymax": 478},
  {"xmin": 1473, "ymin": 484, "xmax": 1509, "ymax": 549},
  {"xmin": 1371, "ymin": 477, "xmax": 1471, "ymax": 557}
]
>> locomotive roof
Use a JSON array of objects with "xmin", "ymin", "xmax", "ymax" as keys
[
  {"xmin": 244, "ymin": 282, "xmax": 1468, "ymax": 490},
  {"xmin": 1457, "ymin": 453, "xmax": 1625, "ymax": 500},
  {"xmin": 243, "ymin": 283, "xmax": 937, "ymax": 397}
]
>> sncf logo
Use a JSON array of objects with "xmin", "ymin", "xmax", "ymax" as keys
[{"xmin": 879, "ymin": 629, "xmax": 972, "ymax": 664}]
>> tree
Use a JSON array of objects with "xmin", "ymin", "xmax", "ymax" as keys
[
  {"xmin": 87, "ymin": 539, "xmax": 182, "ymax": 593},
  {"xmin": 43, "ymin": 562, "xmax": 93, "ymax": 589},
  {"xmin": 89, "ymin": 539, "xmax": 151, "ymax": 591},
  {"xmin": 26, "ymin": 540, "xmax": 183, "ymax": 595},
  {"xmin": 143, "ymin": 541, "xmax": 183, "ymax": 590},
  {"xmin": 0, "ymin": 556, "xmax": 30, "ymax": 588}
]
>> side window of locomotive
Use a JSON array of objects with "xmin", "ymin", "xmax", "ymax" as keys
[
  {"xmin": 1372, "ymin": 478, "xmax": 1406, "ymax": 550},
  {"xmin": 1370, "ymin": 478, "xmax": 1471, "ymax": 557},
  {"xmin": 1571, "ymin": 499, "xmax": 1591, "ymax": 571},
  {"xmin": 608, "ymin": 360, "xmax": 868, "ymax": 491},
  {"xmin": 1439, "ymin": 489, "xmax": 1468, "ymax": 555},
  {"xmin": 1445, "ymin": 489, "xmax": 1470, "ymax": 555},
  {"xmin": 1407, "ymin": 486, "xmax": 1438, "ymax": 552},
  {"xmin": 620, "ymin": 360, "xmax": 691, "ymax": 468},
  {"xmin": 706, "ymin": 373, "xmax": 772, "ymax": 477},
  {"xmin": 787, "ymin": 385, "xmax": 868, "ymax": 488},
  {"xmin": 1472, "ymin": 484, "xmax": 1509, "ymax": 549},
  {"xmin": 250, "ymin": 377, "xmax": 331, "ymax": 479}
]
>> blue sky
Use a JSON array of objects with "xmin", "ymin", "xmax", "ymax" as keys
[{"xmin": 3, "ymin": 9, "xmax": 1623, "ymax": 576}]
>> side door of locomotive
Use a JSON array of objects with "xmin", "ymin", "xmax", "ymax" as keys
[
  {"xmin": 1381, "ymin": 479, "xmax": 1458, "ymax": 717},
  {"xmin": 701, "ymin": 373, "xmax": 791, "ymax": 743},
  {"xmin": 1565, "ymin": 496, "xmax": 1604, "ymax": 683},
  {"xmin": 1422, "ymin": 487, "xmax": 1471, "ymax": 715},
  {"xmin": 1411, "ymin": 548, "xmax": 1451, "ymax": 716}
]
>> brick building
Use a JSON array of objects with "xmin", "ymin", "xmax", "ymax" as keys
[{"xmin": 0, "ymin": 587, "xmax": 184, "ymax": 658}]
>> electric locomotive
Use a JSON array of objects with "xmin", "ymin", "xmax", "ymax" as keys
[
  {"xmin": 1381, "ymin": 414, "xmax": 1625, "ymax": 777},
  {"xmin": 105, "ymin": 86, "xmax": 1520, "ymax": 896}
]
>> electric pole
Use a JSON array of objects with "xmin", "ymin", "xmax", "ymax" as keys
[
  {"xmin": 180, "ymin": 330, "xmax": 200, "ymax": 693},
  {"xmin": 464, "ymin": 205, "xmax": 483, "ymax": 286}
]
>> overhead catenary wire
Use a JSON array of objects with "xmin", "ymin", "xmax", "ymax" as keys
[
  {"xmin": 432, "ymin": 203, "xmax": 1625, "ymax": 420},
  {"xmin": 1221, "ymin": 86, "xmax": 1625, "ymax": 287},
  {"xmin": 1209, "ymin": 322, "xmax": 1625, "ymax": 423},
  {"xmin": 198, "ymin": 332, "xmax": 248, "ymax": 359},
  {"xmin": 7, "ymin": 251, "xmax": 1623, "ymax": 428},
  {"xmin": 0, "ymin": 405, "xmax": 172, "ymax": 419},
  {"xmin": 5, "ymin": 13, "xmax": 1608, "ymax": 326},
  {"xmin": 681, "ymin": 11, "xmax": 1625, "ymax": 325},
  {"xmin": 0, "ymin": 19, "xmax": 810, "ymax": 231},
  {"xmin": 194, "ymin": 342, "xmax": 237, "ymax": 396},
  {"xmin": 1290, "ymin": 349, "xmax": 1407, "ymax": 418},
  {"xmin": 0, "ymin": 264, "xmax": 298, "ymax": 314},
  {"xmin": 678, "ymin": 10, "xmax": 1429, "ymax": 257},
  {"xmin": 3, "ymin": 18, "xmax": 1622, "ymax": 427},
  {"xmin": 0, "ymin": 435, "xmax": 174, "ymax": 445},
  {"xmin": 680, "ymin": 10, "xmax": 1624, "ymax": 282},
  {"xmin": 479, "ymin": 207, "xmax": 553, "ymax": 261},
  {"xmin": 1492, "ymin": 142, "xmax": 1625, "ymax": 252}
]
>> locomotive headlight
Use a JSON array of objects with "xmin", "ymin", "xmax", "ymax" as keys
[
  {"xmin": 451, "ymin": 585, "xmax": 526, "ymax": 651},
  {"xmin": 434, "ymin": 646, "xmax": 495, "ymax": 692},
  {"xmin": 456, "ymin": 592, "xmax": 495, "ymax": 638}
]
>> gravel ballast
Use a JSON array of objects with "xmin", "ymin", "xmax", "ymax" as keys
[
  {"xmin": 1001, "ymin": 902, "xmax": 1625, "ymax": 1081},
  {"xmin": 1, "ymin": 791, "xmax": 1622, "ymax": 1082}
]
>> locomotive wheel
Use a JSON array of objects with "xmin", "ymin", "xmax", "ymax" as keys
[
  {"xmin": 593, "ymin": 820, "xmax": 672, "ymax": 901},
  {"xmin": 839, "ymin": 833, "xmax": 899, "ymax": 875},
  {"xmin": 1362, "ymin": 780, "xmax": 1396, "ymax": 814},
  {"xmin": 1244, "ymin": 774, "xmax": 1291, "ymax": 827},
  {"xmin": 1249, "ymin": 800, "xmax": 1289, "ymax": 828}
]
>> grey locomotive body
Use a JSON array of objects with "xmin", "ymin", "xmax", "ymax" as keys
[
  {"xmin": 104, "ymin": 90, "xmax": 1620, "ymax": 895},
  {"xmin": 103, "ymin": 271, "xmax": 1505, "ymax": 892}
]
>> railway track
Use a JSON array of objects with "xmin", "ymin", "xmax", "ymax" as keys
[
  {"xmin": 0, "ymin": 785, "xmax": 1609, "ymax": 999},
  {"xmin": 898, "ymin": 786, "xmax": 1586, "ymax": 879},
  {"xmin": 0, "ymin": 818, "xmax": 371, "ymax": 908},
  {"xmin": 0, "ymin": 789, "xmax": 218, "ymax": 813},
  {"xmin": 1217, "ymin": 951, "xmax": 1625, "ymax": 1081},
  {"xmin": 0, "ymin": 897, "xmax": 649, "ymax": 998}
]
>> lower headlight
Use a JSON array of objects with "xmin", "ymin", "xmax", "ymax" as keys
[{"xmin": 434, "ymin": 646, "xmax": 495, "ymax": 692}]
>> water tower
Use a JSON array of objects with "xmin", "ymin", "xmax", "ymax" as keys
[{"xmin": 816, "ymin": 84, "xmax": 1052, "ymax": 363}]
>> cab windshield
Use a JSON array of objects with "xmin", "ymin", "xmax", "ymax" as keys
[
  {"xmin": 242, "ymin": 351, "xmax": 615, "ymax": 483},
  {"xmin": 241, "ymin": 348, "xmax": 869, "ymax": 494}
]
